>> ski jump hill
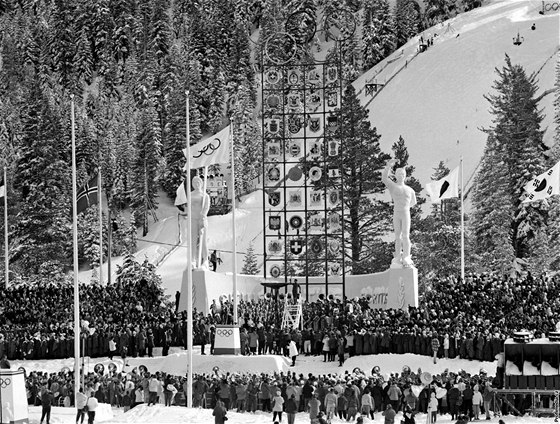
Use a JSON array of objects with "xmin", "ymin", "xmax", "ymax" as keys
[
  {"xmin": 83, "ymin": 0, "xmax": 559, "ymax": 291},
  {"xmin": 354, "ymin": 0, "xmax": 558, "ymax": 188}
]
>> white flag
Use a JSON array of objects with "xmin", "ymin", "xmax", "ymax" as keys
[
  {"xmin": 523, "ymin": 161, "xmax": 560, "ymax": 203},
  {"xmin": 0, "ymin": 185, "xmax": 4, "ymax": 199},
  {"xmin": 425, "ymin": 166, "xmax": 459, "ymax": 203},
  {"xmin": 184, "ymin": 125, "xmax": 231, "ymax": 169},
  {"xmin": 174, "ymin": 181, "xmax": 187, "ymax": 206}
]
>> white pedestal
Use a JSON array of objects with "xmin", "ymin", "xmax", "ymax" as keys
[
  {"xmin": 0, "ymin": 369, "xmax": 29, "ymax": 424},
  {"xmin": 213, "ymin": 325, "xmax": 241, "ymax": 355}
]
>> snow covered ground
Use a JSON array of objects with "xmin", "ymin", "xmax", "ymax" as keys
[
  {"xmin": 17, "ymin": 351, "xmax": 555, "ymax": 423},
  {"xmin": 356, "ymin": 0, "xmax": 558, "ymax": 189}
]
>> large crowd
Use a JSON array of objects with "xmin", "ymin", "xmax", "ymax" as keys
[
  {"xmin": 24, "ymin": 364, "xmax": 544, "ymax": 423},
  {"xmin": 1, "ymin": 272, "xmax": 559, "ymax": 366}
]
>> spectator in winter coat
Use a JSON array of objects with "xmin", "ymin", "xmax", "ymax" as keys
[
  {"xmin": 75, "ymin": 388, "xmax": 88, "ymax": 424},
  {"xmin": 285, "ymin": 394, "xmax": 298, "ymax": 424},
  {"xmin": 447, "ymin": 384, "xmax": 460, "ymax": 420},
  {"xmin": 428, "ymin": 392, "xmax": 438, "ymax": 422},
  {"xmin": 272, "ymin": 390, "xmax": 284, "ymax": 422},
  {"xmin": 472, "ymin": 385, "xmax": 483, "ymax": 420},
  {"xmin": 213, "ymin": 399, "xmax": 227, "ymax": 424},
  {"xmin": 324, "ymin": 388, "xmax": 338, "ymax": 419},
  {"xmin": 86, "ymin": 396, "xmax": 99, "ymax": 424},
  {"xmin": 361, "ymin": 389, "xmax": 375, "ymax": 420},
  {"xmin": 382, "ymin": 404, "xmax": 396, "ymax": 424},
  {"xmin": 387, "ymin": 382, "xmax": 402, "ymax": 411},
  {"xmin": 337, "ymin": 391, "xmax": 348, "ymax": 420},
  {"xmin": 308, "ymin": 393, "xmax": 321, "ymax": 420},
  {"xmin": 40, "ymin": 389, "xmax": 54, "ymax": 424},
  {"xmin": 431, "ymin": 332, "xmax": 440, "ymax": 364},
  {"xmin": 443, "ymin": 334, "xmax": 450, "ymax": 359},
  {"xmin": 483, "ymin": 381, "xmax": 495, "ymax": 419},
  {"xmin": 288, "ymin": 339, "xmax": 298, "ymax": 366}
]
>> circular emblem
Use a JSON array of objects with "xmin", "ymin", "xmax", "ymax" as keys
[
  {"xmin": 290, "ymin": 142, "xmax": 301, "ymax": 157},
  {"xmin": 266, "ymin": 69, "xmax": 280, "ymax": 85},
  {"xmin": 216, "ymin": 329, "xmax": 233, "ymax": 337},
  {"xmin": 266, "ymin": 94, "xmax": 280, "ymax": 108},
  {"xmin": 324, "ymin": 9, "xmax": 357, "ymax": 42},
  {"xmin": 287, "ymin": 166, "xmax": 303, "ymax": 182},
  {"xmin": 108, "ymin": 362, "xmax": 117, "ymax": 373},
  {"xmin": 94, "ymin": 363, "xmax": 105, "ymax": 375},
  {"xmin": 290, "ymin": 215, "xmax": 303, "ymax": 229},
  {"xmin": 309, "ymin": 166, "xmax": 322, "ymax": 182},
  {"xmin": 213, "ymin": 366, "xmax": 220, "ymax": 374},
  {"xmin": 270, "ymin": 265, "xmax": 281, "ymax": 278},
  {"xmin": 0, "ymin": 377, "xmax": 11, "ymax": 388},
  {"xmin": 310, "ymin": 239, "xmax": 323, "ymax": 254},
  {"xmin": 285, "ymin": 10, "xmax": 317, "ymax": 44},
  {"xmin": 139, "ymin": 365, "xmax": 148, "ymax": 375},
  {"xmin": 267, "ymin": 166, "xmax": 280, "ymax": 182},
  {"xmin": 265, "ymin": 32, "xmax": 297, "ymax": 65}
]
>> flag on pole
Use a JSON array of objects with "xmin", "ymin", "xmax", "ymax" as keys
[
  {"xmin": 523, "ymin": 161, "xmax": 560, "ymax": 203},
  {"xmin": 77, "ymin": 175, "xmax": 99, "ymax": 214},
  {"xmin": 426, "ymin": 166, "xmax": 459, "ymax": 203},
  {"xmin": 184, "ymin": 125, "xmax": 231, "ymax": 169},
  {"xmin": 175, "ymin": 180, "xmax": 187, "ymax": 208},
  {"xmin": 0, "ymin": 184, "xmax": 4, "ymax": 199}
]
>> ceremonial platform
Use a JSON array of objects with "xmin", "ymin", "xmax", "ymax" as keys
[{"xmin": 178, "ymin": 267, "xmax": 418, "ymax": 316}]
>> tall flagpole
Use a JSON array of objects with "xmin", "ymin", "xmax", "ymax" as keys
[
  {"xmin": 71, "ymin": 95, "xmax": 81, "ymax": 399},
  {"xmin": 460, "ymin": 156, "xmax": 465, "ymax": 282},
  {"xmin": 3, "ymin": 166, "xmax": 8, "ymax": 288},
  {"xmin": 185, "ymin": 91, "xmax": 193, "ymax": 408},
  {"xmin": 230, "ymin": 121, "xmax": 238, "ymax": 323},
  {"xmin": 98, "ymin": 169, "xmax": 103, "ymax": 284}
]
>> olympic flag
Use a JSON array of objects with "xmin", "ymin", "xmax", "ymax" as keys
[{"xmin": 184, "ymin": 125, "xmax": 231, "ymax": 169}]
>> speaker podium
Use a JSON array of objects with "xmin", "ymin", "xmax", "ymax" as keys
[
  {"xmin": 0, "ymin": 369, "xmax": 29, "ymax": 424},
  {"xmin": 213, "ymin": 325, "xmax": 241, "ymax": 355}
]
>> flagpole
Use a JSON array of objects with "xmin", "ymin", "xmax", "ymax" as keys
[
  {"xmin": 98, "ymin": 169, "xmax": 103, "ymax": 284},
  {"xmin": 198, "ymin": 166, "xmax": 208, "ymax": 267},
  {"xmin": 185, "ymin": 91, "xmax": 193, "ymax": 408},
  {"xmin": 3, "ymin": 166, "xmax": 8, "ymax": 288},
  {"xmin": 460, "ymin": 156, "xmax": 465, "ymax": 282},
  {"xmin": 230, "ymin": 121, "xmax": 238, "ymax": 324},
  {"xmin": 71, "ymin": 95, "xmax": 81, "ymax": 399}
]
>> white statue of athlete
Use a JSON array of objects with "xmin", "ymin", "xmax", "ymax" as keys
[{"xmin": 382, "ymin": 159, "xmax": 417, "ymax": 268}]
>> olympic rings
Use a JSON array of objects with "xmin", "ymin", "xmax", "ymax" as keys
[
  {"xmin": 0, "ymin": 377, "xmax": 11, "ymax": 388},
  {"xmin": 544, "ymin": 2, "xmax": 559, "ymax": 11},
  {"xmin": 216, "ymin": 329, "xmax": 233, "ymax": 337},
  {"xmin": 193, "ymin": 138, "xmax": 221, "ymax": 158}
]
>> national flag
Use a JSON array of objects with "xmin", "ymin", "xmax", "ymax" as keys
[
  {"xmin": 175, "ymin": 180, "xmax": 187, "ymax": 209},
  {"xmin": 0, "ymin": 184, "xmax": 4, "ymax": 199},
  {"xmin": 425, "ymin": 166, "xmax": 459, "ymax": 203},
  {"xmin": 523, "ymin": 161, "xmax": 560, "ymax": 203},
  {"xmin": 77, "ymin": 175, "xmax": 99, "ymax": 214},
  {"xmin": 184, "ymin": 125, "xmax": 231, "ymax": 169}
]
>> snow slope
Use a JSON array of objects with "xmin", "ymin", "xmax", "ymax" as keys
[{"xmin": 355, "ymin": 0, "xmax": 558, "ymax": 188}]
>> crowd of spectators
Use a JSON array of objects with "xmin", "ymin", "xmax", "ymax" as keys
[
  {"xmin": 0, "ymin": 271, "xmax": 559, "ymax": 367},
  {"xmin": 23, "ymin": 364, "xmax": 543, "ymax": 422}
]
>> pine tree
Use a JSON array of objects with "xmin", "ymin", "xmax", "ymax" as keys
[
  {"xmin": 362, "ymin": 0, "xmax": 396, "ymax": 70},
  {"xmin": 242, "ymin": 242, "xmax": 260, "ymax": 275},
  {"xmin": 395, "ymin": 0, "xmax": 422, "ymax": 48},
  {"xmin": 470, "ymin": 133, "xmax": 515, "ymax": 273},
  {"xmin": 330, "ymin": 84, "xmax": 391, "ymax": 273},
  {"xmin": 131, "ymin": 105, "xmax": 162, "ymax": 236},
  {"xmin": 12, "ymin": 84, "xmax": 72, "ymax": 275},
  {"xmin": 423, "ymin": 0, "xmax": 456, "ymax": 25},
  {"xmin": 481, "ymin": 55, "xmax": 547, "ymax": 261}
]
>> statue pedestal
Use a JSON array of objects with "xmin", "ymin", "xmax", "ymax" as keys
[
  {"xmin": 0, "ymin": 369, "xmax": 29, "ymax": 424},
  {"xmin": 213, "ymin": 325, "xmax": 241, "ymax": 355},
  {"xmin": 344, "ymin": 266, "xmax": 418, "ymax": 310}
]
